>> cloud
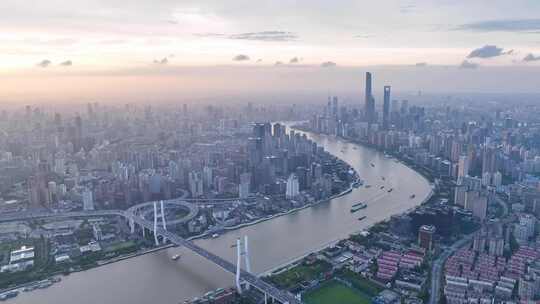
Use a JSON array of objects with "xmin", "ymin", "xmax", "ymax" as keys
[
  {"xmin": 289, "ymin": 57, "xmax": 300, "ymax": 64},
  {"xmin": 459, "ymin": 60, "xmax": 479, "ymax": 69},
  {"xmin": 229, "ymin": 31, "xmax": 298, "ymax": 42},
  {"xmin": 193, "ymin": 32, "xmax": 226, "ymax": 38},
  {"xmin": 321, "ymin": 61, "xmax": 337, "ymax": 68},
  {"xmin": 415, "ymin": 62, "xmax": 428, "ymax": 67},
  {"xmin": 457, "ymin": 19, "xmax": 540, "ymax": 33},
  {"xmin": 153, "ymin": 57, "xmax": 168, "ymax": 65},
  {"xmin": 59, "ymin": 60, "xmax": 72, "ymax": 66},
  {"xmin": 36, "ymin": 59, "xmax": 51, "ymax": 68},
  {"xmin": 274, "ymin": 61, "xmax": 283, "ymax": 66},
  {"xmin": 467, "ymin": 45, "xmax": 512, "ymax": 59},
  {"xmin": 523, "ymin": 53, "xmax": 540, "ymax": 62},
  {"xmin": 195, "ymin": 31, "xmax": 298, "ymax": 42},
  {"xmin": 233, "ymin": 54, "xmax": 250, "ymax": 61}
]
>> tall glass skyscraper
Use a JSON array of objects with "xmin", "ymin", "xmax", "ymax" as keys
[
  {"xmin": 365, "ymin": 72, "xmax": 375, "ymax": 124},
  {"xmin": 383, "ymin": 85, "xmax": 391, "ymax": 130}
]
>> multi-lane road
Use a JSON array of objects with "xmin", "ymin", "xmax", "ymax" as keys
[{"xmin": 429, "ymin": 194, "xmax": 510, "ymax": 304}]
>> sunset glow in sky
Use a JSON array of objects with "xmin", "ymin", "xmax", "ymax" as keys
[{"xmin": 1, "ymin": 0, "xmax": 540, "ymax": 102}]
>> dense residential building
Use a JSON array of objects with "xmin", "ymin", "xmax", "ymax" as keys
[
  {"xmin": 418, "ymin": 225, "xmax": 436, "ymax": 252},
  {"xmin": 286, "ymin": 174, "xmax": 300, "ymax": 199}
]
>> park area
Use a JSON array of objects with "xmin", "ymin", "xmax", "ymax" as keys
[
  {"xmin": 266, "ymin": 259, "xmax": 332, "ymax": 289},
  {"xmin": 303, "ymin": 280, "xmax": 371, "ymax": 304}
]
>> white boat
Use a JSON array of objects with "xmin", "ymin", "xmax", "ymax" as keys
[
  {"xmin": 0, "ymin": 290, "xmax": 18, "ymax": 301},
  {"xmin": 212, "ymin": 233, "xmax": 219, "ymax": 238},
  {"xmin": 37, "ymin": 281, "xmax": 52, "ymax": 289},
  {"xmin": 172, "ymin": 254, "xmax": 180, "ymax": 261}
]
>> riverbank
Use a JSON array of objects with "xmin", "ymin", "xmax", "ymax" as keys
[
  {"xmin": 252, "ymin": 125, "xmax": 435, "ymax": 277},
  {"xmin": 260, "ymin": 126, "xmax": 435, "ymax": 279},
  {"xmin": 260, "ymin": 186, "xmax": 434, "ymax": 280},
  {"xmin": 0, "ymin": 243, "xmax": 175, "ymax": 296},
  {"xmin": 15, "ymin": 125, "xmax": 435, "ymax": 304},
  {"xmin": 188, "ymin": 185, "xmax": 355, "ymax": 241},
  {"xmin": 1, "ymin": 131, "xmax": 360, "ymax": 298},
  {"xmin": 295, "ymin": 125, "xmax": 436, "ymax": 204}
]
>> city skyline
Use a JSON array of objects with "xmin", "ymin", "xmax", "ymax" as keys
[{"xmin": 3, "ymin": 2, "xmax": 540, "ymax": 304}]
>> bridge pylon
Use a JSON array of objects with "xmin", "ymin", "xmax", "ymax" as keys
[
  {"xmin": 244, "ymin": 235, "xmax": 251, "ymax": 290},
  {"xmin": 235, "ymin": 235, "xmax": 252, "ymax": 294},
  {"xmin": 153, "ymin": 200, "xmax": 168, "ymax": 245}
]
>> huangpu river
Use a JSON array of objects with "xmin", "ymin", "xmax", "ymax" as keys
[{"xmin": 15, "ymin": 128, "xmax": 432, "ymax": 304}]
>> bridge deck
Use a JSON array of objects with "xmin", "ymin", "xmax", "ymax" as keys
[
  {"xmin": 130, "ymin": 216, "xmax": 301, "ymax": 304},
  {"xmin": 0, "ymin": 210, "xmax": 301, "ymax": 304}
]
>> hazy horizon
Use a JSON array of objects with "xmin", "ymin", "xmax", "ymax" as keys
[{"xmin": 2, "ymin": 65, "xmax": 540, "ymax": 105}]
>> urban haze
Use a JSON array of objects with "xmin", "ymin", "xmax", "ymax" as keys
[{"xmin": 1, "ymin": 1, "xmax": 540, "ymax": 304}]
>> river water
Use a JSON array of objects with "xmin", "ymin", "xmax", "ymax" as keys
[{"xmin": 14, "ymin": 130, "xmax": 432, "ymax": 304}]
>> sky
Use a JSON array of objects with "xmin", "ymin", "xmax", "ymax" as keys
[{"xmin": 1, "ymin": 0, "xmax": 540, "ymax": 103}]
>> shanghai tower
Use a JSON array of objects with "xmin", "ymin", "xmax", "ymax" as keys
[{"xmin": 365, "ymin": 72, "xmax": 375, "ymax": 124}]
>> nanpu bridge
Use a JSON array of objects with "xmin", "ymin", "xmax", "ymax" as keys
[{"xmin": 0, "ymin": 204, "xmax": 301, "ymax": 304}]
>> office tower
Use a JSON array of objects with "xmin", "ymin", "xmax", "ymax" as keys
[
  {"xmin": 400, "ymin": 100, "xmax": 409, "ymax": 114},
  {"xmin": 391, "ymin": 100, "xmax": 399, "ymax": 114},
  {"xmin": 203, "ymin": 166, "xmax": 213, "ymax": 190},
  {"xmin": 482, "ymin": 172, "xmax": 491, "ymax": 187},
  {"xmin": 188, "ymin": 171, "xmax": 204, "ymax": 198},
  {"xmin": 364, "ymin": 72, "xmax": 375, "ymax": 124},
  {"xmin": 514, "ymin": 223, "xmax": 529, "ymax": 244},
  {"xmin": 168, "ymin": 160, "xmax": 179, "ymax": 181},
  {"xmin": 82, "ymin": 188, "xmax": 94, "ymax": 211},
  {"xmin": 252, "ymin": 122, "xmax": 272, "ymax": 155},
  {"xmin": 450, "ymin": 141, "xmax": 462, "ymax": 162},
  {"xmin": 465, "ymin": 191, "xmax": 487, "ymax": 220},
  {"xmin": 273, "ymin": 123, "xmax": 283, "ymax": 138},
  {"xmin": 54, "ymin": 157, "xmax": 66, "ymax": 176},
  {"xmin": 418, "ymin": 225, "xmax": 436, "ymax": 251},
  {"xmin": 239, "ymin": 173, "xmax": 251, "ymax": 199},
  {"xmin": 325, "ymin": 97, "xmax": 331, "ymax": 117},
  {"xmin": 73, "ymin": 115, "xmax": 83, "ymax": 152},
  {"xmin": 457, "ymin": 155, "xmax": 469, "ymax": 178},
  {"xmin": 454, "ymin": 185, "xmax": 467, "ymax": 207},
  {"xmin": 286, "ymin": 174, "xmax": 299, "ymax": 199},
  {"xmin": 247, "ymin": 137, "xmax": 263, "ymax": 167},
  {"xmin": 492, "ymin": 171, "xmax": 502, "ymax": 188},
  {"xmin": 47, "ymin": 181, "xmax": 57, "ymax": 204},
  {"xmin": 482, "ymin": 146, "xmax": 497, "ymax": 175},
  {"xmin": 332, "ymin": 96, "xmax": 338, "ymax": 118},
  {"xmin": 253, "ymin": 123, "xmax": 265, "ymax": 139},
  {"xmin": 28, "ymin": 175, "xmax": 49, "ymax": 208},
  {"xmin": 382, "ymin": 85, "xmax": 391, "ymax": 130},
  {"xmin": 391, "ymin": 99, "xmax": 399, "ymax": 123},
  {"xmin": 28, "ymin": 162, "xmax": 51, "ymax": 208},
  {"xmin": 519, "ymin": 214, "xmax": 535, "ymax": 238}
]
